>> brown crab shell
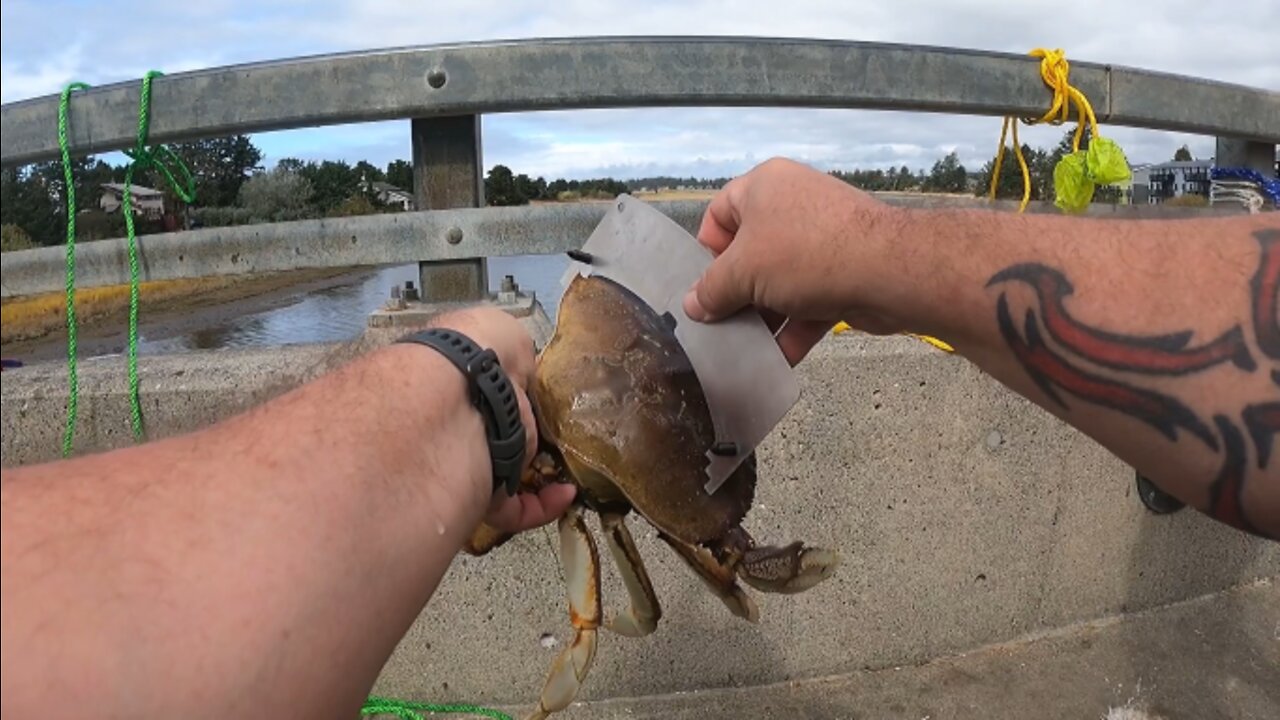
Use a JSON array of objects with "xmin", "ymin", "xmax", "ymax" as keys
[{"xmin": 532, "ymin": 273, "xmax": 756, "ymax": 545}]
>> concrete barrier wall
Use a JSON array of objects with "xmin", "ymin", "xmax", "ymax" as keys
[{"xmin": 2, "ymin": 321, "xmax": 1275, "ymax": 710}]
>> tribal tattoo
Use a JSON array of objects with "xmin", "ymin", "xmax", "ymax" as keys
[
  {"xmin": 988, "ymin": 264, "xmax": 1255, "ymax": 375},
  {"xmin": 1251, "ymin": 229, "xmax": 1280, "ymax": 360},
  {"xmin": 989, "ymin": 227, "xmax": 1279, "ymax": 540},
  {"xmin": 1242, "ymin": 402, "xmax": 1280, "ymax": 470},
  {"xmin": 994, "ymin": 296, "xmax": 1218, "ymax": 450},
  {"xmin": 1207, "ymin": 416, "xmax": 1258, "ymax": 535}
]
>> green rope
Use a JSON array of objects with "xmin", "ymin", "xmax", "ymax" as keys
[
  {"xmin": 58, "ymin": 81, "xmax": 91, "ymax": 457},
  {"xmin": 362, "ymin": 695, "xmax": 513, "ymax": 720},
  {"xmin": 118, "ymin": 70, "xmax": 196, "ymax": 440},
  {"xmin": 58, "ymin": 75, "xmax": 508, "ymax": 720},
  {"xmin": 57, "ymin": 71, "xmax": 196, "ymax": 453}
]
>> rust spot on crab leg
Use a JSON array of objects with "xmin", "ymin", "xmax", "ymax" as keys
[
  {"xmin": 527, "ymin": 504, "xmax": 601, "ymax": 720},
  {"xmin": 599, "ymin": 512, "xmax": 662, "ymax": 637}
]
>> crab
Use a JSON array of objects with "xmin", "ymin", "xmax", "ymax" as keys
[{"xmin": 464, "ymin": 273, "xmax": 840, "ymax": 720}]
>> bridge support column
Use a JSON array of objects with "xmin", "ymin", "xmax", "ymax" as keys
[
  {"xmin": 412, "ymin": 115, "xmax": 489, "ymax": 302},
  {"xmin": 1214, "ymin": 137, "xmax": 1276, "ymax": 174}
]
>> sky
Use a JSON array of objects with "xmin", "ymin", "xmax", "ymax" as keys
[{"xmin": 2, "ymin": 0, "xmax": 1276, "ymax": 181}]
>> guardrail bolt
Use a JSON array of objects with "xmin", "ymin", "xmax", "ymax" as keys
[
  {"xmin": 445, "ymin": 226, "xmax": 463, "ymax": 245},
  {"xmin": 427, "ymin": 69, "xmax": 447, "ymax": 89},
  {"xmin": 386, "ymin": 285, "xmax": 406, "ymax": 311}
]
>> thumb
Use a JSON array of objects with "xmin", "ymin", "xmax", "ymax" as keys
[{"xmin": 683, "ymin": 244, "xmax": 749, "ymax": 322}]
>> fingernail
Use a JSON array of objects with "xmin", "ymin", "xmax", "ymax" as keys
[{"xmin": 683, "ymin": 290, "xmax": 707, "ymax": 321}]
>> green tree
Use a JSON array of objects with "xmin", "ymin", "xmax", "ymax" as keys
[
  {"xmin": 354, "ymin": 160, "xmax": 385, "ymax": 184},
  {"xmin": 0, "ymin": 166, "xmax": 60, "ymax": 246},
  {"xmin": 514, "ymin": 173, "xmax": 541, "ymax": 203},
  {"xmin": 328, "ymin": 193, "xmax": 378, "ymax": 217},
  {"xmin": 299, "ymin": 160, "xmax": 360, "ymax": 212},
  {"xmin": 238, "ymin": 167, "xmax": 315, "ymax": 222},
  {"xmin": 81, "ymin": 160, "xmax": 122, "ymax": 200},
  {"xmin": 31, "ymin": 156, "xmax": 120, "ymax": 212},
  {"xmin": 276, "ymin": 157, "xmax": 308, "ymax": 174},
  {"xmin": 485, "ymin": 164, "xmax": 527, "ymax": 206},
  {"xmin": 1174, "ymin": 145, "xmax": 1193, "ymax": 161},
  {"xmin": 1, "ymin": 224, "xmax": 36, "ymax": 252},
  {"xmin": 547, "ymin": 178, "xmax": 570, "ymax": 197},
  {"xmin": 166, "ymin": 135, "xmax": 264, "ymax": 207},
  {"xmin": 972, "ymin": 143, "xmax": 1054, "ymax": 202},
  {"xmin": 1056, "ymin": 124, "xmax": 1091, "ymax": 156},
  {"xmin": 830, "ymin": 168, "xmax": 894, "ymax": 191},
  {"xmin": 923, "ymin": 151, "xmax": 968, "ymax": 193},
  {"xmin": 974, "ymin": 145, "xmax": 1027, "ymax": 200},
  {"xmin": 386, "ymin": 159, "xmax": 413, "ymax": 192}
]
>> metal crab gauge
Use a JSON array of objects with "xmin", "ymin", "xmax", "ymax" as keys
[{"xmin": 561, "ymin": 194, "xmax": 801, "ymax": 495}]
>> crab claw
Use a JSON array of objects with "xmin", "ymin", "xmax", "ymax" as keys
[{"xmin": 738, "ymin": 541, "xmax": 841, "ymax": 594}]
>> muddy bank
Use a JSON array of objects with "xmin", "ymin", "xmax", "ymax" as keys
[{"xmin": 1, "ymin": 267, "xmax": 376, "ymax": 364}]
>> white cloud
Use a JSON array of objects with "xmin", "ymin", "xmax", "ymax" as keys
[
  {"xmin": 0, "ymin": 44, "xmax": 86, "ymax": 104},
  {"xmin": 2, "ymin": 0, "xmax": 1275, "ymax": 177}
]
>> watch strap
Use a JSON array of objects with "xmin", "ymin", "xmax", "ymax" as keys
[{"xmin": 396, "ymin": 328, "xmax": 525, "ymax": 496}]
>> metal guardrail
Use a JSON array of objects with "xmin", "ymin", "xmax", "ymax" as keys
[
  {"xmin": 0, "ymin": 196, "xmax": 1247, "ymax": 299},
  {"xmin": 0, "ymin": 201, "xmax": 706, "ymax": 298},
  {"xmin": 3, "ymin": 37, "xmax": 1278, "ymax": 165},
  {"xmin": 1, "ymin": 37, "xmax": 1277, "ymax": 299}
]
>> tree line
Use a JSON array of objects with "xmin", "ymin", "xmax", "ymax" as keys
[
  {"xmin": 3, "ymin": 128, "xmax": 1161, "ymax": 252},
  {"xmin": 0, "ymin": 137, "xmax": 422, "ymax": 250}
]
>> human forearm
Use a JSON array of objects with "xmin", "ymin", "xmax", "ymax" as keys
[
  {"xmin": 684, "ymin": 158, "xmax": 1275, "ymax": 538},
  {"xmin": 891, "ymin": 209, "xmax": 1278, "ymax": 537},
  {"xmin": 1, "ymin": 342, "xmax": 492, "ymax": 717}
]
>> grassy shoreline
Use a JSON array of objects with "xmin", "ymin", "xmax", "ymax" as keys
[{"xmin": 1, "ymin": 268, "xmax": 353, "ymax": 345}]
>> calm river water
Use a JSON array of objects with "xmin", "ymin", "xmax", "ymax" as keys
[{"xmin": 136, "ymin": 254, "xmax": 571, "ymax": 354}]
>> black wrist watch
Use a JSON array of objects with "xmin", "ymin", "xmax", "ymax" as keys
[{"xmin": 396, "ymin": 327, "xmax": 526, "ymax": 496}]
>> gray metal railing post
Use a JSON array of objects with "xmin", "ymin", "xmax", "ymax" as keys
[
  {"xmin": 411, "ymin": 115, "xmax": 488, "ymax": 302},
  {"xmin": 1214, "ymin": 138, "xmax": 1277, "ymax": 174}
]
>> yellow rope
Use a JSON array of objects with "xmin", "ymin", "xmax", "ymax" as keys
[
  {"xmin": 988, "ymin": 47, "xmax": 1112, "ymax": 213},
  {"xmin": 836, "ymin": 48, "xmax": 1124, "ymax": 350}
]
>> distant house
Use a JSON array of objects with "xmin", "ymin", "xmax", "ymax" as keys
[
  {"xmin": 364, "ymin": 181, "xmax": 415, "ymax": 211},
  {"xmin": 100, "ymin": 183, "xmax": 165, "ymax": 217},
  {"xmin": 1145, "ymin": 159, "xmax": 1212, "ymax": 204}
]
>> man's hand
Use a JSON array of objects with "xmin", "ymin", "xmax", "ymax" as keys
[
  {"xmin": 428, "ymin": 307, "xmax": 576, "ymax": 533},
  {"xmin": 682, "ymin": 157, "xmax": 913, "ymax": 364}
]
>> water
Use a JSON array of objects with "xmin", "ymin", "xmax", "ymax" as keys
[{"xmin": 136, "ymin": 254, "xmax": 571, "ymax": 354}]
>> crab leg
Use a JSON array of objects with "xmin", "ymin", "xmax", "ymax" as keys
[
  {"xmin": 598, "ymin": 512, "xmax": 661, "ymax": 637},
  {"xmin": 655, "ymin": 531, "xmax": 760, "ymax": 623},
  {"xmin": 527, "ymin": 503, "xmax": 601, "ymax": 720}
]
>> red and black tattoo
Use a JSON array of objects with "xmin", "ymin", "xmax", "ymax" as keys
[
  {"xmin": 995, "ymin": 295, "xmax": 1218, "ymax": 450},
  {"xmin": 1250, "ymin": 229, "xmax": 1280, "ymax": 361},
  {"xmin": 1242, "ymin": 402, "xmax": 1280, "ymax": 470},
  {"xmin": 1207, "ymin": 416, "xmax": 1259, "ymax": 535},
  {"xmin": 988, "ymin": 264, "xmax": 1255, "ymax": 375},
  {"xmin": 989, "ymin": 227, "xmax": 1279, "ymax": 541}
]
